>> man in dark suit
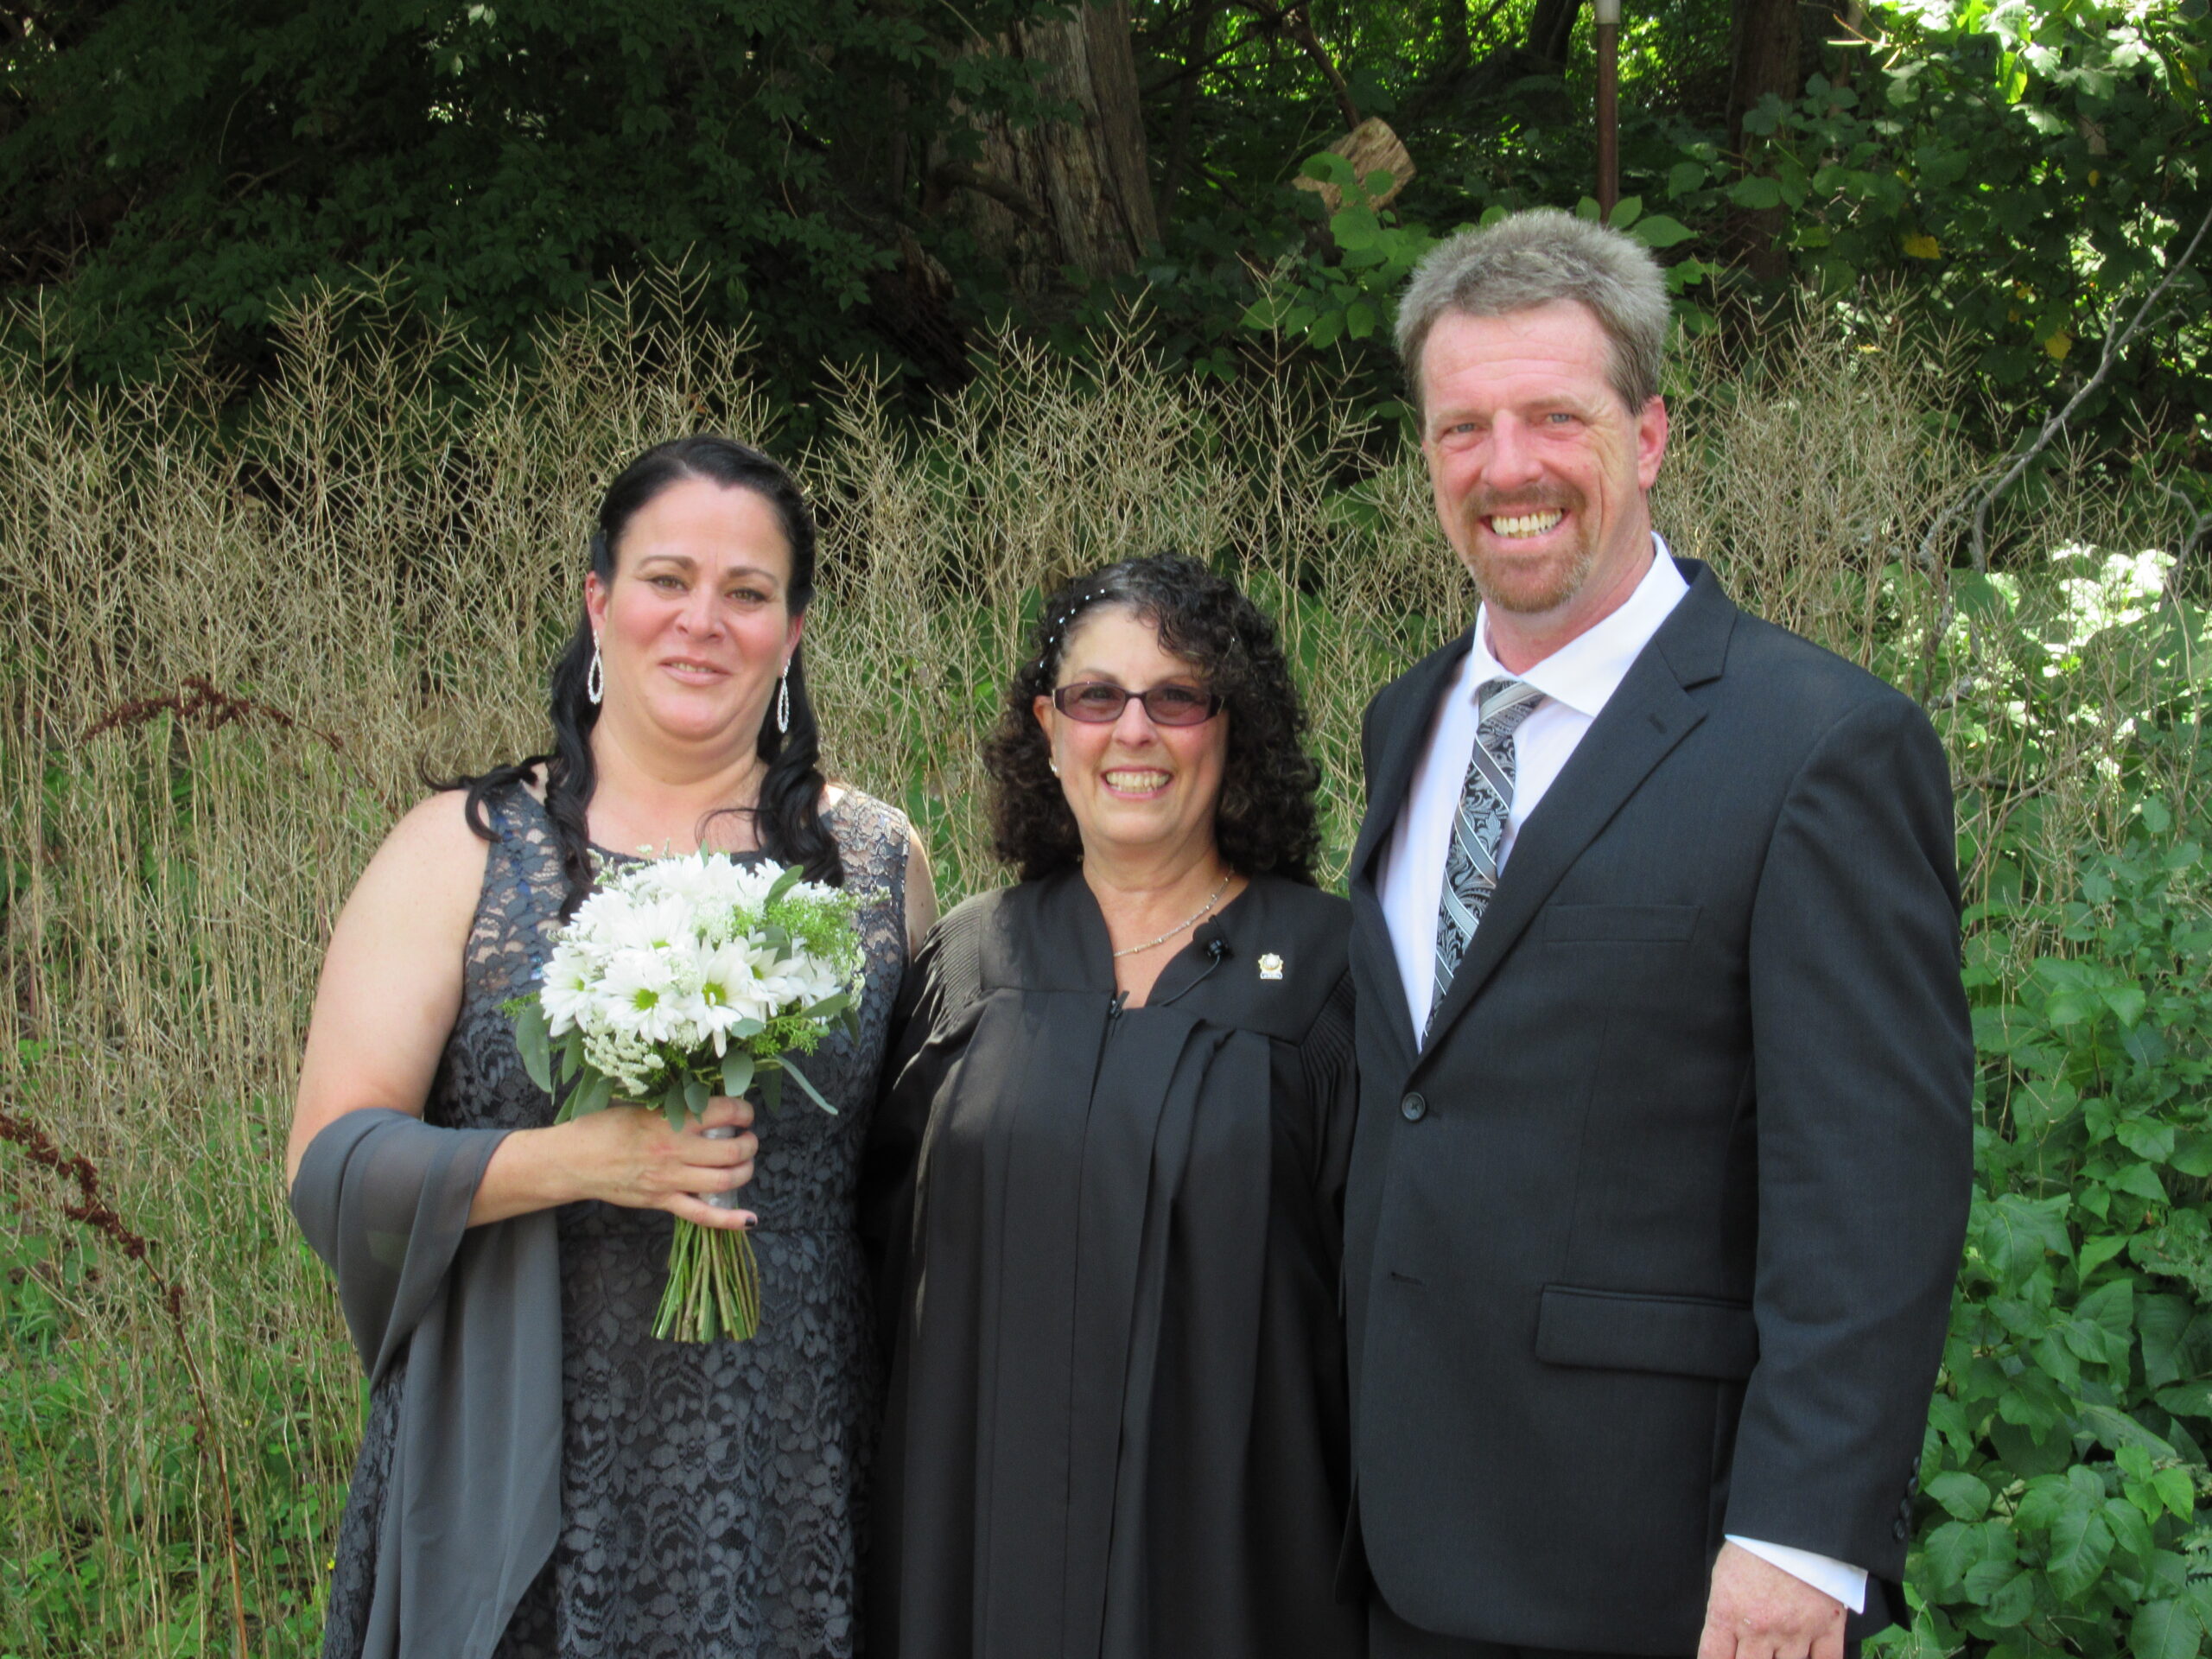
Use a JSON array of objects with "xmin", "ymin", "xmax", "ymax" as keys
[{"xmin": 1342, "ymin": 208, "xmax": 1974, "ymax": 1659}]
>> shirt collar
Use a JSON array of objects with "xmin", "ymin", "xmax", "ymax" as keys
[{"xmin": 1462, "ymin": 533, "xmax": 1690, "ymax": 718}]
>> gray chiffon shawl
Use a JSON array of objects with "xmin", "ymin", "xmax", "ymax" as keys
[{"xmin": 292, "ymin": 1107, "xmax": 561, "ymax": 1659}]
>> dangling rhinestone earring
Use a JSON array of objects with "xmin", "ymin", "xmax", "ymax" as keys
[
  {"xmin": 776, "ymin": 664, "xmax": 792, "ymax": 734},
  {"xmin": 587, "ymin": 634, "xmax": 605, "ymax": 706}
]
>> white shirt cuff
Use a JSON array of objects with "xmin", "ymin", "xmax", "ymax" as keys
[{"xmin": 1725, "ymin": 1535, "xmax": 1867, "ymax": 1613}]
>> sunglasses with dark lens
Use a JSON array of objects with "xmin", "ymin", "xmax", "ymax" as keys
[{"xmin": 1051, "ymin": 681, "xmax": 1224, "ymax": 726}]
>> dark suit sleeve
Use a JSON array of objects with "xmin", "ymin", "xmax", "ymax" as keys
[{"xmin": 1725, "ymin": 692, "xmax": 1974, "ymax": 1585}]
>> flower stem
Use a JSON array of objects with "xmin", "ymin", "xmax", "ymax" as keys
[{"xmin": 653, "ymin": 1220, "xmax": 763, "ymax": 1342}]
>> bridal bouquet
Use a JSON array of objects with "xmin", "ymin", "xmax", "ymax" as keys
[{"xmin": 508, "ymin": 854, "xmax": 863, "ymax": 1342}]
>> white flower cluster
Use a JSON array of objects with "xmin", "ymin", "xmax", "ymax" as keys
[{"xmin": 537, "ymin": 854, "xmax": 860, "ymax": 1097}]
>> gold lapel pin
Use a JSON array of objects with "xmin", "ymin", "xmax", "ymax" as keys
[{"xmin": 1258, "ymin": 953, "xmax": 1284, "ymax": 981}]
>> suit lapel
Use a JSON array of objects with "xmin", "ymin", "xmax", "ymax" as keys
[
  {"xmin": 1350, "ymin": 630, "xmax": 1473, "ymax": 1064},
  {"xmin": 1418, "ymin": 563, "xmax": 1737, "ymax": 1058}
]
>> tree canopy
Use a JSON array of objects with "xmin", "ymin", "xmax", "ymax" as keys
[{"xmin": 3, "ymin": 0, "xmax": 2206, "ymax": 475}]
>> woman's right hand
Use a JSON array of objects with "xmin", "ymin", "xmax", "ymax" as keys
[
  {"xmin": 564, "ymin": 1096, "xmax": 760, "ymax": 1229},
  {"xmin": 476, "ymin": 1096, "xmax": 759, "ymax": 1230}
]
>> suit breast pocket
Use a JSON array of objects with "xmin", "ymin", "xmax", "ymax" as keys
[{"xmin": 1541, "ymin": 903, "xmax": 1701, "ymax": 944}]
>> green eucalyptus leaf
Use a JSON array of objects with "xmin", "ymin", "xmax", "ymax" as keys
[
  {"xmin": 721, "ymin": 1048, "xmax": 755, "ymax": 1098},
  {"xmin": 780, "ymin": 1055, "xmax": 839, "ymax": 1116},
  {"xmin": 512, "ymin": 1001, "xmax": 554, "ymax": 1094}
]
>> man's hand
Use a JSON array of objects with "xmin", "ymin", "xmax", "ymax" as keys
[{"xmin": 1696, "ymin": 1541, "xmax": 1847, "ymax": 1659}]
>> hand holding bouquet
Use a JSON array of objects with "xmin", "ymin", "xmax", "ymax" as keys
[{"xmin": 508, "ymin": 853, "xmax": 863, "ymax": 1341}]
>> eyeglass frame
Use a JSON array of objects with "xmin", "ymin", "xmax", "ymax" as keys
[{"xmin": 1048, "ymin": 681, "xmax": 1225, "ymax": 727}]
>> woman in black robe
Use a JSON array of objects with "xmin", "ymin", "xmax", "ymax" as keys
[{"xmin": 865, "ymin": 554, "xmax": 1364, "ymax": 1659}]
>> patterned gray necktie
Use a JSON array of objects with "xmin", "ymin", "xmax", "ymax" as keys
[{"xmin": 1430, "ymin": 677, "xmax": 1544, "ymax": 1021}]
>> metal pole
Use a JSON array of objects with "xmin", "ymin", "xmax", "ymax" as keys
[{"xmin": 1593, "ymin": 0, "xmax": 1621, "ymax": 221}]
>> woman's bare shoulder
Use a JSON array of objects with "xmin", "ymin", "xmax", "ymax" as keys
[{"xmin": 352, "ymin": 789, "xmax": 494, "ymax": 925}]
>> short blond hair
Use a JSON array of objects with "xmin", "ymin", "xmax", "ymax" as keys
[{"xmin": 1395, "ymin": 208, "xmax": 1669, "ymax": 417}]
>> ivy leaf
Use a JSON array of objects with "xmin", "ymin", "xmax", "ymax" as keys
[
  {"xmin": 2130, "ymin": 1599, "xmax": 2203, "ymax": 1659},
  {"xmin": 1329, "ymin": 206, "xmax": 1380, "ymax": 251},
  {"xmin": 2152, "ymin": 1466, "xmax": 2196, "ymax": 1520},
  {"xmin": 1979, "ymin": 1192, "xmax": 2075, "ymax": 1281},
  {"xmin": 1966, "ymin": 1549, "xmax": 2027, "ymax": 1605},
  {"xmin": 2169, "ymin": 1133, "xmax": 2212, "ymax": 1178},
  {"xmin": 2157, "ymin": 1381, "xmax": 2212, "ymax": 1421},
  {"xmin": 1984, "ymin": 1566, "xmax": 2038, "ymax": 1625},
  {"xmin": 2048, "ymin": 1491, "xmax": 2115, "ymax": 1603},
  {"xmin": 1300, "ymin": 150, "xmax": 1356, "ymax": 187},
  {"xmin": 1634, "ymin": 214, "xmax": 1696, "ymax": 249},
  {"xmin": 2138, "ymin": 1294, "xmax": 2193, "ymax": 1388},
  {"xmin": 1922, "ymin": 1518, "xmax": 1980, "ymax": 1592},
  {"xmin": 2106, "ymin": 986, "xmax": 2151, "ymax": 1027},
  {"xmin": 2111, "ymin": 1162, "xmax": 2170, "ymax": 1205},
  {"xmin": 1929, "ymin": 1470, "xmax": 1994, "ymax": 1520}
]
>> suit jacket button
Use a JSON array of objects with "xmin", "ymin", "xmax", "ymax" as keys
[
  {"xmin": 1893, "ymin": 1516, "xmax": 1910, "ymax": 1541},
  {"xmin": 1401, "ymin": 1092, "xmax": 1428, "ymax": 1122}
]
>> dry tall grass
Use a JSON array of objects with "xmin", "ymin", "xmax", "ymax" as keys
[{"xmin": 0, "ymin": 278, "xmax": 2197, "ymax": 1654}]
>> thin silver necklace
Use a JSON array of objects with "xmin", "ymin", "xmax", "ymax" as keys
[{"xmin": 1110, "ymin": 871, "xmax": 1234, "ymax": 959}]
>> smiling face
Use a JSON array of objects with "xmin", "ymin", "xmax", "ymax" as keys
[
  {"xmin": 1420, "ymin": 301, "xmax": 1669, "ymax": 654},
  {"xmin": 582, "ymin": 474, "xmax": 802, "ymax": 753},
  {"xmin": 1032, "ymin": 605, "xmax": 1230, "ymax": 873}
]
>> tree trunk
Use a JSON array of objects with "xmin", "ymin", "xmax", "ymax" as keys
[
  {"xmin": 1725, "ymin": 0, "xmax": 1810, "ymax": 282},
  {"xmin": 1156, "ymin": 0, "xmax": 1221, "ymax": 225},
  {"xmin": 1726, "ymin": 0, "xmax": 1807, "ymax": 150},
  {"xmin": 1524, "ymin": 0, "xmax": 1580, "ymax": 66},
  {"xmin": 931, "ymin": 0, "xmax": 1159, "ymax": 296}
]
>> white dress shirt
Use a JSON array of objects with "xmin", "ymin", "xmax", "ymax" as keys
[{"xmin": 1374, "ymin": 536, "xmax": 1867, "ymax": 1615}]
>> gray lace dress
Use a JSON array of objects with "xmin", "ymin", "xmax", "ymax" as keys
[{"xmin": 319, "ymin": 785, "xmax": 913, "ymax": 1659}]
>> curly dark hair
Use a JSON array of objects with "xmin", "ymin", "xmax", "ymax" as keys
[{"xmin": 984, "ymin": 553, "xmax": 1323, "ymax": 883}]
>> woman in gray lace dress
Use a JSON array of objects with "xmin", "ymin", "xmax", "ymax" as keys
[{"xmin": 287, "ymin": 435, "xmax": 936, "ymax": 1659}]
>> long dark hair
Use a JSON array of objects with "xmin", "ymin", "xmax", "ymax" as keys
[
  {"xmin": 983, "ymin": 553, "xmax": 1323, "ymax": 883},
  {"xmin": 454, "ymin": 435, "xmax": 841, "ymax": 913}
]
